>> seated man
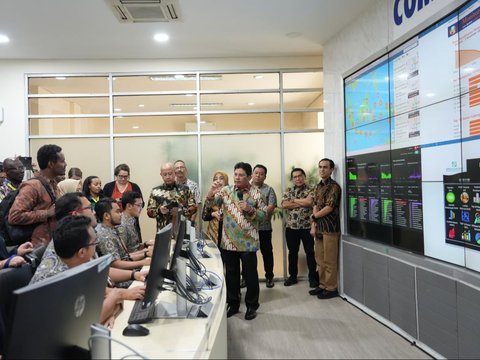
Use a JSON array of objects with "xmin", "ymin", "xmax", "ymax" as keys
[
  {"xmin": 96, "ymin": 198, "xmax": 151, "ymax": 271},
  {"xmin": 31, "ymin": 215, "xmax": 140, "ymax": 328},
  {"xmin": 33, "ymin": 192, "xmax": 148, "ymax": 286},
  {"xmin": 118, "ymin": 191, "xmax": 152, "ymax": 253}
]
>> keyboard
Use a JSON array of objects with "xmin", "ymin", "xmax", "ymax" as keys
[{"xmin": 128, "ymin": 300, "xmax": 156, "ymax": 324}]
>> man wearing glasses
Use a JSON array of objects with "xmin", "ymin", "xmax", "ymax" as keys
[
  {"xmin": 95, "ymin": 198, "xmax": 152, "ymax": 273},
  {"xmin": 30, "ymin": 215, "xmax": 143, "ymax": 328},
  {"xmin": 0, "ymin": 157, "xmax": 25, "ymax": 203},
  {"xmin": 118, "ymin": 191, "xmax": 152, "ymax": 252},
  {"xmin": 147, "ymin": 162, "xmax": 197, "ymax": 231}
]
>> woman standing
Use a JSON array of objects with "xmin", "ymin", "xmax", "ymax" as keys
[
  {"xmin": 202, "ymin": 170, "xmax": 229, "ymax": 246},
  {"xmin": 103, "ymin": 164, "xmax": 143, "ymax": 203}
]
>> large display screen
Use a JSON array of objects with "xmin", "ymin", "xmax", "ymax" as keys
[{"xmin": 344, "ymin": 0, "xmax": 480, "ymax": 271}]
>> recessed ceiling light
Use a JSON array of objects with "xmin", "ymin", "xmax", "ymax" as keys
[
  {"xmin": 154, "ymin": 33, "xmax": 169, "ymax": 42},
  {"xmin": 132, "ymin": 126, "xmax": 140, "ymax": 129},
  {"xmin": 138, "ymin": 104, "xmax": 145, "ymax": 108},
  {"xmin": 56, "ymin": 77, "xmax": 66, "ymax": 80},
  {"xmin": 114, "ymin": 108, "xmax": 121, "ymax": 112},
  {"xmin": 254, "ymin": 75, "xmax": 264, "ymax": 79},
  {"xmin": 248, "ymin": 102, "xmax": 255, "ymax": 106},
  {"xmin": 0, "ymin": 34, "xmax": 10, "ymax": 43}
]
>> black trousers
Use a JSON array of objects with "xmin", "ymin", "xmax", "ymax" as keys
[
  {"xmin": 223, "ymin": 250, "xmax": 259, "ymax": 310},
  {"xmin": 259, "ymin": 230, "xmax": 274, "ymax": 280},
  {"xmin": 285, "ymin": 228, "xmax": 317, "ymax": 282}
]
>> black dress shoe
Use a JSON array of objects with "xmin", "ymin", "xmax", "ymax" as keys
[
  {"xmin": 317, "ymin": 289, "xmax": 339, "ymax": 299},
  {"xmin": 226, "ymin": 306, "xmax": 239, "ymax": 318},
  {"xmin": 308, "ymin": 287, "xmax": 324, "ymax": 296},
  {"xmin": 245, "ymin": 307, "xmax": 257, "ymax": 320},
  {"xmin": 266, "ymin": 278, "xmax": 275, "ymax": 288},
  {"xmin": 283, "ymin": 276, "xmax": 298, "ymax": 286}
]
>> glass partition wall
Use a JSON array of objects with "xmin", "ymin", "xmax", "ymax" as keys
[{"xmin": 28, "ymin": 70, "xmax": 324, "ymax": 280}]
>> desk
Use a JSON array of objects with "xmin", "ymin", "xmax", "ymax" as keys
[{"xmin": 110, "ymin": 240, "xmax": 227, "ymax": 359}]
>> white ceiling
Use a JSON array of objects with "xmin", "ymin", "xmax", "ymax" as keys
[{"xmin": 0, "ymin": 0, "xmax": 375, "ymax": 60}]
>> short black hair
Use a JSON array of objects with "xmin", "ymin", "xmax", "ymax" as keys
[
  {"xmin": 253, "ymin": 164, "xmax": 267, "ymax": 175},
  {"xmin": 55, "ymin": 192, "xmax": 85, "ymax": 220},
  {"xmin": 121, "ymin": 191, "xmax": 142, "ymax": 209},
  {"xmin": 290, "ymin": 167, "xmax": 306, "ymax": 179},
  {"xmin": 95, "ymin": 197, "xmax": 117, "ymax": 223},
  {"xmin": 234, "ymin": 162, "xmax": 252, "ymax": 177},
  {"xmin": 53, "ymin": 215, "xmax": 92, "ymax": 259},
  {"xmin": 319, "ymin": 158, "xmax": 335, "ymax": 169},
  {"xmin": 37, "ymin": 144, "xmax": 62, "ymax": 170},
  {"xmin": 114, "ymin": 164, "xmax": 130, "ymax": 176}
]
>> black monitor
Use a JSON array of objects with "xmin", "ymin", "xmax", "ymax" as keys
[
  {"xmin": 142, "ymin": 223, "xmax": 173, "ymax": 308},
  {"xmin": 169, "ymin": 218, "xmax": 186, "ymax": 271},
  {"xmin": 5, "ymin": 255, "xmax": 111, "ymax": 359}
]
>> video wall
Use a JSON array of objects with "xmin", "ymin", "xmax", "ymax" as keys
[{"xmin": 344, "ymin": 0, "xmax": 480, "ymax": 271}]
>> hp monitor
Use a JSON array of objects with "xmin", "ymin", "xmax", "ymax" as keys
[{"xmin": 6, "ymin": 255, "xmax": 111, "ymax": 359}]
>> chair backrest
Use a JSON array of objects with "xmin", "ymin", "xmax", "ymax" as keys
[
  {"xmin": 0, "ymin": 264, "xmax": 34, "ymax": 354},
  {"xmin": 24, "ymin": 244, "xmax": 47, "ymax": 271}
]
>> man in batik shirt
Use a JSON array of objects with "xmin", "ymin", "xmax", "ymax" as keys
[{"xmin": 147, "ymin": 162, "xmax": 197, "ymax": 231}]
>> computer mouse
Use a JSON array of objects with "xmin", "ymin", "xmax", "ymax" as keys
[{"xmin": 122, "ymin": 324, "xmax": 150, "ymax": 337}]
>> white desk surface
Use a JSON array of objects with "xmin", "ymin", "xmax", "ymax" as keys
[{"xmin": 110, "ymin": 241, "xmax": 227, "ymax": 359}]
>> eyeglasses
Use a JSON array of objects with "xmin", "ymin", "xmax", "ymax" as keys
[
  {"xmin": 84, "ymin": 240, "xmax": 100, "ymax": 248},
  {"xmin": 133, "ymin": 203, "xmax": 144, "ymax": 209},
  {"xmin": 117, "ymin": 175, "xmax": 129, "ymax": 179},
  {"xmin": 68, "ymin": 205, "xmax": 93, "ymax": 215}
]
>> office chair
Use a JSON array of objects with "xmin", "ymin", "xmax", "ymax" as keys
[{"xmin": 0, "ymin": 264, "xmax": 34, "ymax": 355}]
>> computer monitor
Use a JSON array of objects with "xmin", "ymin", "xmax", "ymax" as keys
[
  {"xmin": 169, "ymin": 218, "xmax": 186, "ymax": 272},
  {"xmin": 142, "ymin": 223, "xmax": 173, "ymax": 308},
  {"xmin": 5, "ymin": 255, "xmax": 112, "ymax": 359}
]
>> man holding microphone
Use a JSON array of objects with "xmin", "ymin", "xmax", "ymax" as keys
[{"xmin": 204, "ymin": 162, "xmax": 266, "ymax": 320}]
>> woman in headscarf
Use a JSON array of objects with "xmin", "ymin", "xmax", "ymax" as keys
[
  {"xmin": 57, "ymin": 178, "xmax": 82, "ymax": 196},
  {"xmin": 201, "ymin": 170, "xmax": 229, "ymax": 246}
]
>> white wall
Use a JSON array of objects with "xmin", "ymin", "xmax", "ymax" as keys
[{"xmin": 0, "ymin": 55, "xmax": 321, "ymax": 160}]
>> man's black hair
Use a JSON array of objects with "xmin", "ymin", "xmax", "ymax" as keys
[
  {"xmin": 253, "ymin": 164, "xmax": 267, "ymax": 175},
  {"xmin": 37, "ymin": 144, "xmax": 62, "ymax": 170},
  {"xmin": 55, "ymin": 192, "xmax": 85, "ymax": 220},
  {"xmin": 234, "ymin": 162, "xmax": 253, "ymax": 177},
  {"xmin": 290, "ymin": 167, "xmax": 306, "ymax": 179},
  {"xmin": 95, "ymin": 197, "xmax": 117, "ymax": 223},
  {"xmin": 53, "ymin": 215, "xmax": 92, "ymax": 259}
]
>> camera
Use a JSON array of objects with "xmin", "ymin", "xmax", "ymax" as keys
[{"xmin": 18, "ymin": 156, "xmax": 33, "ymax": 171}]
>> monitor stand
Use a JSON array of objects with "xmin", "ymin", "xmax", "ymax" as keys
[
  {"xmin": 154, "ymin": 257, "xmax": 214, "ymax": 319},
  {"xmin": 190, "ymin": 225, "xmax": 211, "ymax": 259},
  {"xmin": 155, "ymin": 257, "xmax": 189, "ymax": 319}
]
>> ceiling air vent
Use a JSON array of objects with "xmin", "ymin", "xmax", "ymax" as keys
[{"xmin": 106, "ymin": 0, "xmax": 180, "ymax": 23}]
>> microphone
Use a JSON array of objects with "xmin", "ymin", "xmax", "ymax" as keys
[{"xmin": 237, "ymin": 191, "xmax": 243, "ymax": 200}]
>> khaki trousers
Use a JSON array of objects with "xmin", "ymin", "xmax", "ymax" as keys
[{"xmin": 315, "ymin": 232, "xmax": 340, "ymax": 291}]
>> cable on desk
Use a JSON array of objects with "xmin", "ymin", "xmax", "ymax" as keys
[{"xmin": 173, "ymin": 271, "xmax": 211, "ymax": 305}]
